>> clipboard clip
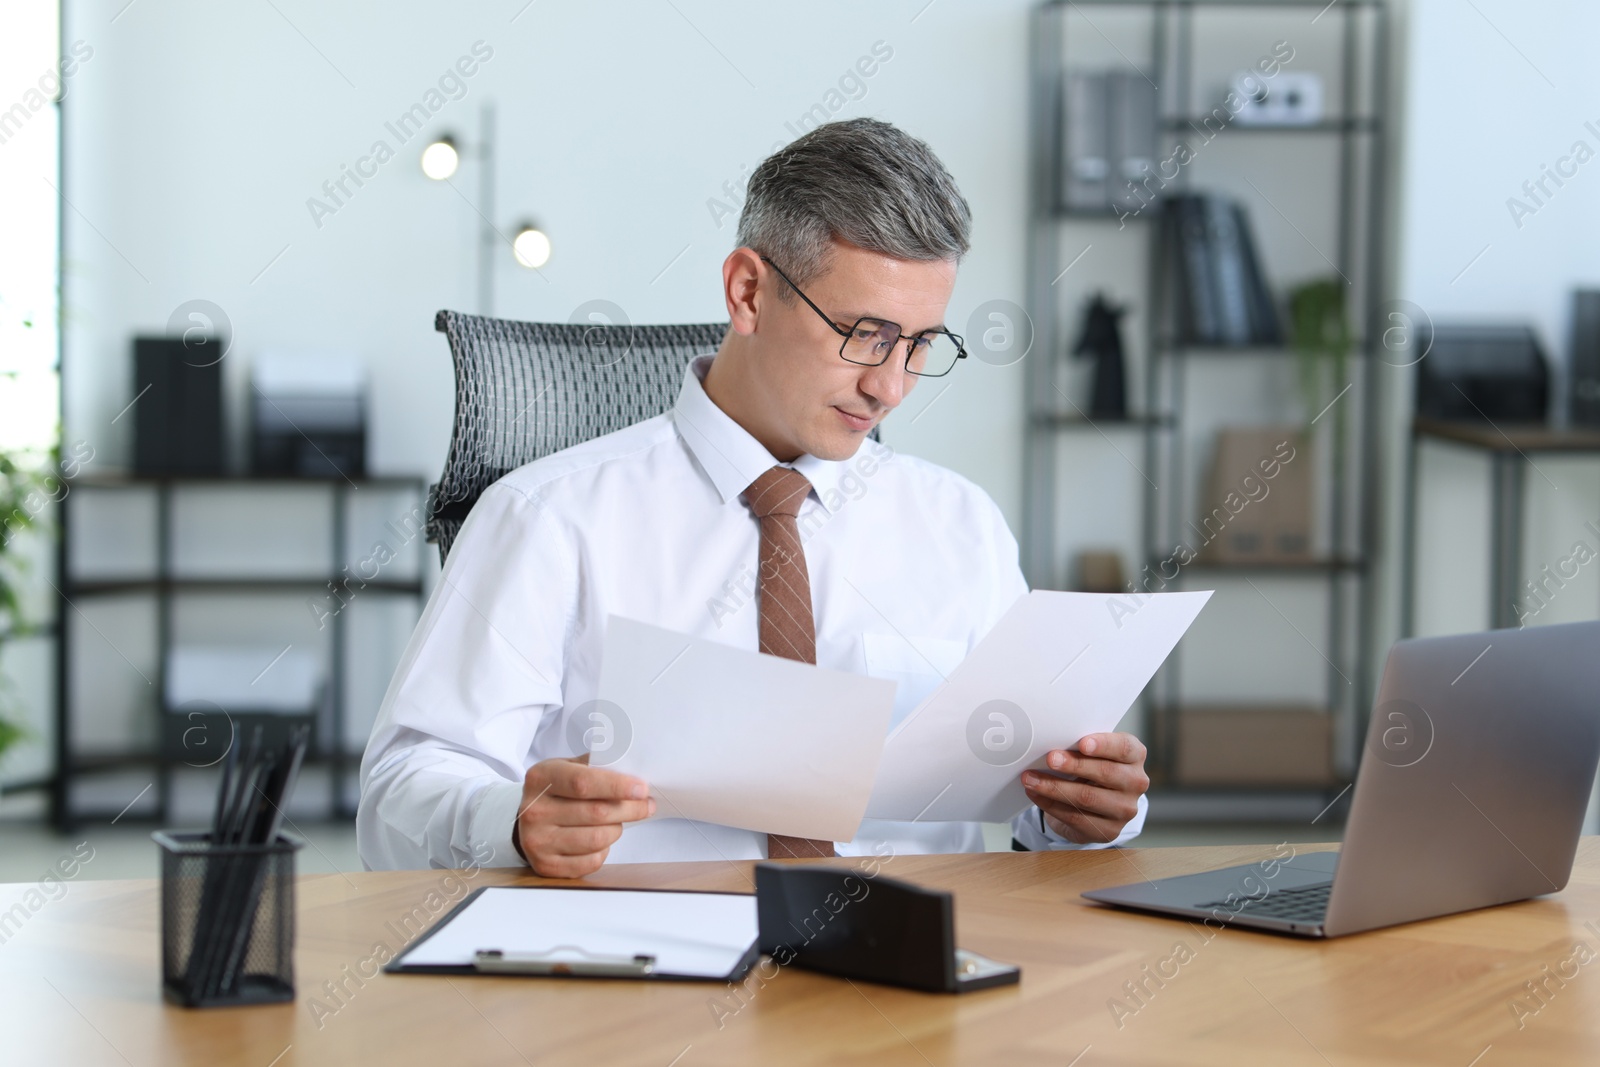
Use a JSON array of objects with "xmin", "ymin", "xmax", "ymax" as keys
[{"xmin": 473, "ymin": 946, "xmax": 657, "ymax": 977}]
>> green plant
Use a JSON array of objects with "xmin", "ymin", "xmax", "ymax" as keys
[
  {"xmin": 1287, "ymin": 278, "xmax": 1353, "ymax": 468},
  {"xmin": 0, "ymin": 288, "xmax": 65, "ymax": 769},
  {"xmin": 0, "ymin": 447, "xmax": 52, "ymax": 766},
  {"xmin": 0, "ymin": 283, "xmax": 60, "ymax": 765}
]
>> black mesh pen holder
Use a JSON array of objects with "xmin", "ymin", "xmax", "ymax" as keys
[{"xmin": 153, "ymin": 830, "xmax": 303, "ymax": 1007}]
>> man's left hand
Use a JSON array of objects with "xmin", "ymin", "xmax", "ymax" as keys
[{"xmin": 1021, "ymin": 732, "xmax": 1150, "ymax": 845}]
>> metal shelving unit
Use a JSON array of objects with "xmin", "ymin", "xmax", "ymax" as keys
[
  {"xmin": 52, "ymin": 474, "xmax": 426, "ymax": 829},
  {"xmin": 1023, "ymin": 0, "xmax": 1389, "ymax": 799}
]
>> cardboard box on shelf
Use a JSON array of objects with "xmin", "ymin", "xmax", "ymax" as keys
[
  {"xmin": 1172, "ymin": 705, "xmax": 1334, "ymax": 786},
  {"xmin": 1072, "ymin": 550, "xmax": 1126, "ymax": 593},
  {"xmin": 1195, "ymin": 426, "xmax": 1313, "ymax": 564}
]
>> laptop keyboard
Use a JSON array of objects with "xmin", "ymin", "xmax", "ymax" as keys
[{"xmin": 1196, "ymin": 882, "xmax": 1333, "ymax": 923}]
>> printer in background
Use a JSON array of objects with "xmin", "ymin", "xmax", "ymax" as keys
[
  {"xmin": 1414, "ymin": 325, "xmax": 1550, "ymax": 425},
  {"xmin": 251, "ymin": 352, "xmax": 368, "ymax": 479}
]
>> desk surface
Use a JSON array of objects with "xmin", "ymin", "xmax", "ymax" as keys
[{"xmin": 4, "ymin": 841, "xmax": 1600, "ymax": 1066}]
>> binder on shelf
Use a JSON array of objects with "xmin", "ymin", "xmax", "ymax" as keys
[
  {"xmin": 1206, "ymin": 197, "xmax": 1253, "ymax": 345},
  {"xmin": 386, "ymin": 886, "xmax": 760, "ymax": 982},
  {"xmin": 1059, "ymin": 68, "xmax": 1159, "ymax": 215},
  {"xmin": 1162, "ymin": 193, "xmax": 1282, "ymax": 347},
  {"xmin": 1107, "ymin": 71, "xmax": 1158, "ymax": 214},
  {"xmin": 1059, "ymin": 71, "xmax": 1109, "ymax": 212},
  {"xmin": 1163, "ymin": 195, "xmax": 1220, "ymax": 343}
]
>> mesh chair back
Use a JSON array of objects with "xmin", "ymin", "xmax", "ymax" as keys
[{"xmin": 426, "ymin": 310, "xmax": 728, "ymax": 562}]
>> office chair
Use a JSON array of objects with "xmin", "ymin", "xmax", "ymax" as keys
[
  {"xmin": 426, "ymin": 309, "xmax": 886, "ymax": 563},
  {"xmin": 425, "ymin": 309, "xmax": 729, "ymax": 562}
]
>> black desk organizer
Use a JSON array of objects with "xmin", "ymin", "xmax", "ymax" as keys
[{"xmin": 154, "ymin": 830, "xmax": 302, "ymax": 1007}]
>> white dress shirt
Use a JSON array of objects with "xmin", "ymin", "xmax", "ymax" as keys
[{"xmin": 357, "ymin": 355, "xmax": 1146, "ymax": 870}]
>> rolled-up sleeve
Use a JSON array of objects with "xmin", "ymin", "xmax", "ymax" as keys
[{"xmin": 357, "ymin": 484, "xmax": 574, "ymax": 870}]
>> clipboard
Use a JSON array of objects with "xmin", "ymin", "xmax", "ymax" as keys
[{"xmin": 385, "ymin": 885, "xmax": 760, "ymax": 982}]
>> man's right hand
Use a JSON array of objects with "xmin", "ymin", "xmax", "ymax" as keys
[{"xmin": 513, "ymin": 755, "xmax": 655, "ymax": 878}]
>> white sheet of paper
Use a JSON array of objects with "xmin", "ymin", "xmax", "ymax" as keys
[
  {"xmin": 398, "ymin": 887, "xmax": 757, "ymax": 979},
  {"xmin": 599, "ymin": 615, "xmax": 897, "ymax": 842},
  {"xmin": 865, "ymin": 589, "xmax": 1212, "ymax": 823}
]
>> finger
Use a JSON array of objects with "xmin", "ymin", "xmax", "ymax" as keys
[
  {"xmin": 542, "ymin": 795, "xmax": 656, "ymax": 827},
  {"xmin": 1038, "ymin": 803, "xmax": 1125, "ymax": 846},
  {"xmin": 540, "ymin": 757, "xmax": 650, "ymax": 802},
  {"xmin": 530, "ymin": 845, "xmax": 611, "ymax": 880},
  {"xmin": 1023, "ymin": 775, "xmax": 1141, "ymax": 822},
  {"xmin": 1044, "ymin": 744, "xmax": 1149, "ymax": 786},
  {"xmin": 1030, "ymin": 753, "xmax": 1149, "ymax": 795},
  {"xmin": 542, "ymin": 822, "xmax": 626, "ymax": 857},
  {"xmin": 1029, "ymin": 785, "xmax": 1136, "ymax": 838},
  {"xmin": 1076, "ymin": 732, "xmax": 1146, "ymax": 764}
]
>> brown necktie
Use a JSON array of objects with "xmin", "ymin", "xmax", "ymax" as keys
[{"xmin": 744, "ymin": 465, "xmax": 835, "ymax": 860}]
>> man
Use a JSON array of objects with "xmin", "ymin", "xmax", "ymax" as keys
[{"xmin": 358, "ymin": 118, "xmax": 1149, "ymax": 875}]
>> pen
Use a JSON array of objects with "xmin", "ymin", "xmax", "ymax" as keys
[{"xmin": 216, "ymin": 725, "xmax": 310, "ymax": 995}]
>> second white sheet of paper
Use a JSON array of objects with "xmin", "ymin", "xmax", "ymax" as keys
[{"xmin": 864, "ymin": 589, "xmax": 1212, "ymax": 823}]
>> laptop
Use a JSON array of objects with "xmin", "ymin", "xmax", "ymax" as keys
[{"xmin": 1082, "ymin": 620, "xmax": 1600, "ymax": 937}]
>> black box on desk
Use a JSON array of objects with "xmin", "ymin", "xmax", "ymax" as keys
[
  {"xmin": 133, "ymin": 337, "xmax": 226, "ymax": 476},
  {"xmin": 250, "ymin": 354, "xmax": 367, "ymax": 479},
  {"xmin": 1415, "ymin": 325, "xmax": 1549, "ymax": 423}
]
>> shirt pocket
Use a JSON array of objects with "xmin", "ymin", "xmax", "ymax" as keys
[{"xmin": 860, "ymin": 632, "xmax": 969, "ymax": 733}]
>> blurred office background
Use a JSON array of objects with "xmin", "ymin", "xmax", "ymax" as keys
[{"xmin": 2, "ymin": 0, "xmax": 1598, "ymax": 879}]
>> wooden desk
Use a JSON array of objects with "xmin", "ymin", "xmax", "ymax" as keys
[
  {"xmin": 1402, "ymin": 417, "xmax": 1600, "ymax": 631},
  {"xmin": 5, "ymin": 841, "xmax": 1600, "ymax": 1065}
]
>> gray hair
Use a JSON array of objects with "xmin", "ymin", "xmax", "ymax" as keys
[{"xmin": 735, "ymin": 118, "xmax": 972, "ymax": 295}]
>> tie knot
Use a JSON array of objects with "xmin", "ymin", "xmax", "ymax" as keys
[{"xmin": 744, "ymin": 465, "xmax": 812, "ymax": 520}]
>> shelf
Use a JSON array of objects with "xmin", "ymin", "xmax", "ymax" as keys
[
  {"xmin": 1048, "ymin": 208, "xmax": 1158, "ymax": 222},
  {"xmin": 66, "ymin": 577, "xmax": 424, "ymax": 595},
  {"xmin": 1024, "ymin": 0, "xmax": 1386, "ymax": 807},
  {"xmin": 1155, "ymin": 556, "xmax": 1366, "ymax": 575},
  {"xmin": 1162, "ymin": 117, "xmax": 1379, "ymax": 135},
  {"xmin": 1156, "ymin": 342, "xmax": 1373, "ymax": 357},
  {"xmin": 0, "ymin": 622, "xmax": 59, "ymax": 640},
  {"xmin": 1030, "ymin": 412, "xmax": 1175, "ymax": 430},
  {"xmin": 0, "ymin": 775, "xmax": 53, "ymax": 798},
  {"xmin": 68, "ymin": 473, "xmax": 426, "ymax": 490},
  {"xmin": 67, "ymin": 749, "xmax": 365, "ymax": 774},
  {"xmin": 55, "ymin": 465, "xmax": 430, "ymax": 828}
]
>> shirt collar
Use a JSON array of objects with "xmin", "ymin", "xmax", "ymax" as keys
[{"xmin": 672, "ymin": 355, "xmax": 853, "ymax": 514}]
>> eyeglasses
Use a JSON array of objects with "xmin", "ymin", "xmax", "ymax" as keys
[{"xmin": 759, "ymin": 255, "xmax": 967, "ymax": 378}]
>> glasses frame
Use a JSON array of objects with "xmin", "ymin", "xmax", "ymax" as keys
[{"xmin": 758, "ymin": 255, "xmax": 968, "ymax": 378}]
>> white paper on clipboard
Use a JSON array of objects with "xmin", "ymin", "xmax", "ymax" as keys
[{"xmin": 394, "ymin": 887, "xmax": 758, "ymax": 980}]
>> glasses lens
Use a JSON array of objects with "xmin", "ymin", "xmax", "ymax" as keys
[
  {"xmin": 907, "ymin": 332, "xmax": 961, "ymax": 376},
  {"xmin": 841, "ymin": 319, "xmax": 901, "ymax": 366}
]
